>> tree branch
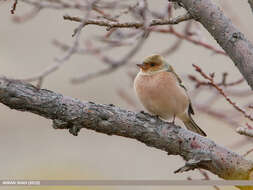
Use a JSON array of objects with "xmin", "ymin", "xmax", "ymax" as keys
[
  {"xmin": 249, "ymin": 0, "xmax": 253, "ymax": 14},
  {"xmin": 237, "ymin": 127, "xmax": 253, "ymax": 138},
  {"xmin": 63, "ymin": 13, "xmax": 192, "ymax": 30},
  {"xmin": 0, "ymin": 77, "xmax": 253, "ymax": 180},
  {"xmin": 176, "ymin": 0, "xmax": 253, "ymax": 89}
]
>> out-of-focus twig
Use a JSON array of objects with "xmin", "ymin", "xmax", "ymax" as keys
[
  {"xmin": 12, "ymin": 7, "xmax": 41, "ymax": 23},
  {"xmin": 21, "ymin": 20, "xmax": 83, "ymax": 86},
  {"xmin": 243, "ymin": 148, "xmax": 253, "ymax": 157},
  {"xmin": 195, "ymin": 104, "xmax": 239, "ymax": 128},
  {"xmin": 152, "ymin": 27, "xmax": 226, "ymax": 56},
  {"xmin": 71, "ymin": 31, "xmax": 147, "ymax": 84},
  {"xmin": 198, "ymin": 169, "xmax": 220, "ymax": 190},
  {"xmin": 161, "ymin": 38, "xmax": 183, "ymax": 56}
]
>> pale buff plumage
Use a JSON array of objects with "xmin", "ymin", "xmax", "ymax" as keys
[{"xmin": 134, "ymin": 54, "xmax": 206, "ymax": 136}]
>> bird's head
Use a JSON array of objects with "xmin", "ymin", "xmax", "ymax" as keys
[{"xmin": 137, "ymin": 54, "xmax": 170, "ymax": 74}]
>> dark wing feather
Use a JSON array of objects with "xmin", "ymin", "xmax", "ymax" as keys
[
  {"xmin": 188, "ymin": 102, "xmax": 195, "ymax": 115},
  {"xmin": 166, "ymin": 65, "xmax": 195, "ymax": 115}
]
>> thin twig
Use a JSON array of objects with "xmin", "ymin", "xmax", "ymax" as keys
[
  {"xmin": 63, "ymin": 13, "xmax": 192, "ymax": 30},
  {"xmin": 195, "ymin": 104, "xmax": 239, "ymax": 128},
  {"xmin": 161, "ymin": 38, "xmax": 183, "ymax": 56},
  {"xmin": 152, "ymin": 27, "xmax": 226, "ymax": 56},
  {"xmin": 12, "ymin": 6, "xmax": 41, "ymax": 23},
  {"xmin": 21, "ymin": 21, "xmax": 83, "ymax": 85},
  {"xmin": 193, "ymin": 64, "xmax": 253, "ymax": 121},
  {"xmin": 10, "ymin": 0, "xmax": 18, "ymax": 14},
  {"xmin": 198, "ymin": 169, "xmax": 220, "ymax": 190},
  {"xmin": 71, "ymin": 31, "xmax": 148, "ymax": 84},
  {"xmin": 243, "ymin": 148, "xmax": 253, "ymax": 157},
  {"xmin": 237, "ymin": 127, "xmax": 253, "ymax": 138},
  {"xmin": 188, "ymin": 74, "xmax": 244, "ymax": 88}
]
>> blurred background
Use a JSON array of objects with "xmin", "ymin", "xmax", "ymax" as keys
[{"xmin": 1, "ymin": 0, "xmax": 253, "ymax": 189}]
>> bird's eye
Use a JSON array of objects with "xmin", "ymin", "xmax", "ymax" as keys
[{"xmin": 150, "ymin": 63, "xmax": 155, "ymax": 67}]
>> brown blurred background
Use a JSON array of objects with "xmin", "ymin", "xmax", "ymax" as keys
[{"xmin": 1, "ymin": 0, "xmax": 253, "ymax": 190}]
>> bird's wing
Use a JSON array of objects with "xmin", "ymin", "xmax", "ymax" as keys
[
  {"xmin": 166, "ymin": 65, "xmax": 195, "ymax": 115},
  {"xmin": 188, "ymin": 102, "xmax": 195, "ymax": 115},
  {"xmin": 167, "ymin": 65, "xmax": 182, "ymax": 84}
]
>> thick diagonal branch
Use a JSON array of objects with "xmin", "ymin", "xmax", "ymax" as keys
[
  {"xmin": 176, "ymin": 0, "xmax": 253, "ymax": 89},
  {"xmin": 0, "ymin": 77, "xmax": 253, "ymax": 180}
]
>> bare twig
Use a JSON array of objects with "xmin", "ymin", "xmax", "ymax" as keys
[
  {"xmin": 189, "ymin": 74, "xmax": 244, "ymax": 88},
  {"xmin": 243, "ymin": 148, "xmax": 253, "ymax": 157},
  {"xmin": 71, "ymin": 31, "xmax": 147, "ymax": 84},
  {"xmin": 12, "ymin": 6, "xmax": 41, "ymax": 23},
  {"xmin": 237, "ymin": 127, "xmax": 253, "ymax": 138},
  {"xmin": 15, "ymin": 0, "xmax": 253, "ymax": 91},
  {"xmin": 193, "ymin": 64, "xmax": 253, "ymax": 122},
  {"xmin": 10, "ymin": 0, "xmax": 18, "ymax": 14},
  {"xmin": 198, "ymin": 169, "xmax": 220, "ymax": 190},
  {"xmin": 63, "ymin": 13, "xmax": 192, "ymax": 30},
  {"xmin": 195, "ymin": 104, "xmax": 239, "ymax": 128},
  {"xmin": 161, "ymin": 38, "xmax": 183, "ymax": 56},
  {"xmin": 152, "ymin": 27, "xmax": 226, "ymax": 56},
  {"xmin": 71, "ymin": 66, "xmax": 118, "ymax": 84},
  {"xmin": 21, "ymin": 21, "xmax": 83, "ymax": 86}
]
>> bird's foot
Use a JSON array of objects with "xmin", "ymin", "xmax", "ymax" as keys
[
  {"xmin": 140, "ymin": 110, "xmax": 146, "ymax": 114},
  {"xmin": 139, "ymin": 111, "xmax": 160, "ymax": 120},
  {"xmin": 153, "ymin": 115, "xmax": 160, "ymax": 120},
  {"xmin": 140, "ymin": 110, "xmax": 152, "ymax": 117},
  {"xmin": 171, "ymin": 115, "xmax": 176, "ymax": 124}
]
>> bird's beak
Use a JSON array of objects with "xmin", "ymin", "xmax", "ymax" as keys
[{"xmin": 136, "ymin": 63, "xmax": 145, "ymax": 69}]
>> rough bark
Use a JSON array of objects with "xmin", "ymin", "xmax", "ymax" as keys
[
  {"xmin": 177, "ymin": 0, "xmax": 253, "ymax": 89},
  {"xmin": 249, "ymin": 0, "xmax": 253, "ymax": 14},
  {"xmin": 0, "ymin": 77, "xmax": 253, "ymax": 180}
]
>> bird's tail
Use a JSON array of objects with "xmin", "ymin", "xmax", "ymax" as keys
[{"xmin": 180, "ymin": 113, "xmax": 207, "ymax": 136}]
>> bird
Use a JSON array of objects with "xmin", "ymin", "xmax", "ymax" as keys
[{"xmin": 134, "ymin": 54, "xmax": 207, "ymax": 136}]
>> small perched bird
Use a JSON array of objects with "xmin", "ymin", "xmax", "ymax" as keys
[{"xmin": 134, "ymin": 54, "xmax": 206, "ymax": 136}]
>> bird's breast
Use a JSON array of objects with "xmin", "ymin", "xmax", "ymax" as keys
[{"xmin": 134, "ymin": 71, "xmax": 189, "ymax": 119}]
